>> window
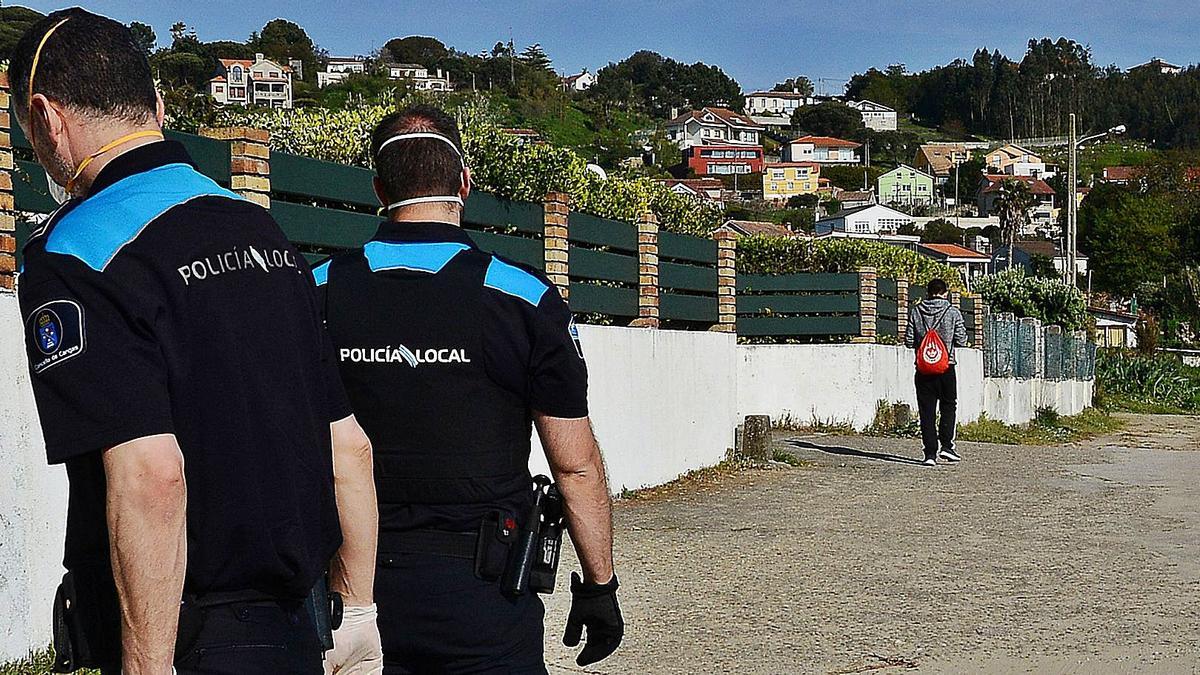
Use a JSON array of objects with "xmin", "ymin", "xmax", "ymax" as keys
[
  {"xmin": 231, "ymin": 65, "xmax": 243, "ymax": 83},
  {"xmin": 772, "ymin": 170, "xmax": 785, "ymax": 179},
  {"xmin": 786, "ymin": 182, "xmax": 794, "ymax": 191},
  {"xmin": 270, "ymin": 71, "xmax": 280, "ymax": 78},
  {"xmin": 215, "ymin": 85, "xmax": 224, "ymax": 93}
]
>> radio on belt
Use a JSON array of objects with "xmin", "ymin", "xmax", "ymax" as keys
[{"xmin": 501, "ymin": 475, "xmax": 565, "ymax": 596}]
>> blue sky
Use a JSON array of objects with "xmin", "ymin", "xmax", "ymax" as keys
[{"xmin": 15, "ymin": 1, "xmax": 1199, "ymax": 91}]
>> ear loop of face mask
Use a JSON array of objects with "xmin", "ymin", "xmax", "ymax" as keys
[
  {"xmin": 28, "ymin": 17, "xmax": 164, "ymax": 200},
  {"xmin": 375, "ymin": 132, "xmax": 467, "ymax": 212}
]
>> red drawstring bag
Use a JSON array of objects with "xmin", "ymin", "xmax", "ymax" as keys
[{"xmin": 916, "ymin": 308, "xmax": 951, "ymax": 375}]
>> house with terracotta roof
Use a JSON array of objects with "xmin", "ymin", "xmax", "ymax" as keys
[
  {"xmin": 1100, "ymin": 166, "xmax": 1138, "ymax": 185},
  {"xmin": 762, "ymin": 162, "xmax": 822, "ymax": 202},
  {"xmin": 666, "ymin": 107, "xmax": 764, "ymax": 149},
  {"xmin": 209, "ymin": 53, "xmax": 294, "ymax": 108},
  {"xmin": 560, "ymin": 70, "xmax": 595, "ymax": 91},
  {"xmin": 782, "ymin": 136, "xmax": 862, "ymax": 165},
  {"xmin": 918, "ymin": 243, "xmax": 992, "ymax": 285},
  {"xmin": 681, "ymin": 144, "xmax": 764, "ymax": 177},
  {"xmin": 838, "ymin": 190, "xmax": 876, "ymax": 210},
  {"xmin": 977, "ymin": 175, "xmax": 1057, "ymax": 231},
  {"xmin": 985, "ymin": 144, "xmax": 1055, "ymax": 179},
  {"xmin": 913, "ymin": 143, "xmax": 971, "ymax": 185}
]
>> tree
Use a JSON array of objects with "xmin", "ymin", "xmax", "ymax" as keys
[
  {"xmin": 251, "ymin": 19, "xmax": 318, "ymax": 82},
  {"xmin": 128, "ymin": 22, "xmax": 157, "ymax": 56},
  {"xmin": 772, "ymin": 76, "xmax": 814, "ymax": 96},
  {"xmin": 1082, "ymin": 193, "xmax": 1178, "ymax": 295},
  {"xmin": 0, "ymin": 6, "xmax": 44, "ymax": 62},
  {"xmin": 921, "ymin": 218, "xmax": 963, "ymax": 244},
  {"xmin": 590, "ymin": 51, "xmax": 743, "ymax": 116},
  {"xmin": 519, "ymin": 43, "xmax": 552, "ymax": 72},
  {"xmin": 991, "ymin": 179, "xmax": 1037, "ymax": 268},
  {"xmin": 382, "ymin": 36, "xmax": 449, "ymax": 66},
  {"xmin": 791, "ymin": 101, "xmax": 864, "ymax": 138}
]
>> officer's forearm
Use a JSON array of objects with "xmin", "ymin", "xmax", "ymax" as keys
[
  {"xmin": 534, "ymin": 414, "xmax": 615, "ymax": 584},
  {"xmin": 330, "ymin": 415, "xmax": 378, "ymax": 606},
  {"xmin": 102, "ymin": 434, "xmax": 188, "ymax": 674}
]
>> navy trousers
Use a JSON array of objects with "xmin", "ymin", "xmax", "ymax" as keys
[
  {"xmin": 172, "ymin": 601, "xmax": 323, "ymax": 675},
  {"xmin": 376, "ymin": 553, "xmax": 547, "ymax": 674}
]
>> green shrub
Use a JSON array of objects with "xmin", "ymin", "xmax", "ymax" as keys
[
  {"xmin": 973, "ymin": 268, "xmax": 1088, "ymax": 330},
  {"xmin": 737, "ymin": 235, "xmax": 963, "ymax": 286},
  {"xmin": 1096, "ymin": 349, "xmax": 1200, "ymax": 412}
]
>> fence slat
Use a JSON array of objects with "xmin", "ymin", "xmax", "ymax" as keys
[
  {"xmin": 736, "ymin": 294, "xmax": 860, "ymax": 315},
  {"xmin": 658, "ymin": 231, "xmax": 717, "ymax": 264},
  {"xmin": 737, "ymin": 315, "xmax": 862, "ymax": 337},
  {"xmin": 739, "ymin": 273, "xmax": 860, "ymax": 292},
  {"xmin": 13, "ymin": 159, "xmax": 57, "ymax": 215},
  {"xmin": 660, "ymin": 261, "xmax": 718, "ymax": 293},
  {"xmin": 465, "ymin": 230, "xmax": 543, "ymax": 268},
  {"xmin": 567, "ymin": 211, "xmax": 638, "ymax": 252},
  {"xmin": 660, "ymin": 293, "xmax": 718, "ymax": 323},
  {"xmin": 569, "ymin": 246, "xmax": 637, "ymax": 284},
  {"xmin": 272, "ymin": 151, "xmax": 376, "ymax": 208},
  {"xmin": 568, "ymin": 282, "xmax": 638, "ymax": 318},
  {"xmin": 270, "ymin": 200, "xmax": 378, "ymax": 249},
  {"xmin": 464, "ymin": 191, "xmax": 545, "ymax": 235}
]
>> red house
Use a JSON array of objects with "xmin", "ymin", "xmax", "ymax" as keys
[{"xmin": 683, "ymin": 144, "xmax": 764, "ymax": 177}]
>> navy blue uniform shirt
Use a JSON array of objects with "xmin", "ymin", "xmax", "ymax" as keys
[{"xmin": 19, "ymin": 141, "xmax": 349, "ymax": 600}]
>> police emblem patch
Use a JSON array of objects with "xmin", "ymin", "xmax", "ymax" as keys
[
  {"xmin": 26, "ymin": 300, "xmax": 85, "ymax": 374},
  {"xmin": 568, "ymin": 317, "xmax": 584, "ymax": 359}
]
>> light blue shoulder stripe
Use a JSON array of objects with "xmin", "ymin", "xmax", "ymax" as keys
[
  {"xmin": 484, "ymin": 257, "xmax": 549, "ymax": 306},
  {"xmin": 311, "ymin": 259, "xmax": 331, "ymax": 286},
  {"xmin": 46, "ymin": 163, "xmax": 242, "ymax": 272},
  {"xmin": 363, "ymin": 241, "xmax": 470, "ymax": 274}
]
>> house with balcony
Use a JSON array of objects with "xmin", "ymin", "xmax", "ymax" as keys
[
  {"xmin": 682, "ymin": 144, "xmax": 764, "ymax": 177},
  {"xmin": 977, "ymin": 175, "xmax": 1057, "ymax": 232},
  {"xmin": 762, "ymin": 162, "xmax": 822, "ymax": 202},
  {"xmin": 385, "ymin": 63, "xmax": 453, "ymax": 91},
  {"xmin": 666, "ymin": 107, "xmax": 764, "ymax": 149},
  {"xmin": 317, "ymin": 56, "xmax": 368, "ymax": 88},
  {"xmin": 846, "ymin": 100, "xmax": 897, "ymax": 131},
  {"xmin": 914, "ymin": 143, "xmax": 971, "ymax": 186},
  {"xmin": 986, "ymin": 144, "xmax": 1055, "ymax": 179},
  {"xmin": 745, "ymin": 91, "xmax": 815, "ymax": 117},
  {"xmin": 918, "ymin": 243, "xmax": 992, "ymax": 286},
  {"xmin": 209, "ymin": 53, "xmax": 293, "ymax": 108},
  {"xmin": 815, "ymin": 203, "xmax": 918, "ymax": 241},
  {"xmin": 877, "ymin": 164, "xmax": 935, "ymax": 206},
  {"xmin": 782, "ymin": 136, "xmax": 862, "ymax": 165}
]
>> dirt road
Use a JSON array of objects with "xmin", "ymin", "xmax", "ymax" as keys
[{"xmin": 541, "ymin": 414, "xmax": 1200, "ymax": 674}]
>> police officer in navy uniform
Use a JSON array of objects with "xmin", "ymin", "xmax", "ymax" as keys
[
  {"xmin": 316, "ymin": 105, "xmax": 624, "ymax": 673},
  {"xmin": 11, "ymin": 10, "xmax": 381, "ymax": 673}
]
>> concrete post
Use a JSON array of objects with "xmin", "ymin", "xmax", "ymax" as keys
[
  {"xmin": 711, "ymin": 228, "xmax": 737, "ymax": 333},
  {"xmin": 200, "ymin": 127, "xmax": 271, "ymax": 208},
  {"xmin": 630, "ymin": 211, "xmax": 660, "ymax": 328},
  {"xmin": 739, "ymin": 415, "xmax": 771, "ymax": 461},
  {"xmin": 896, "ymin": 279, "xmax": 910, "ymax": 344},
  {"xmin": 543, "ymin": 192, "xmax": 570, "ymax": 301},
  {"xmin": 854, "ymin": 266, "xmax": 878, "ymax": 342},
  {"xmin": 0, "ymin": 72, "xmax": 15, "ymax": 292}
]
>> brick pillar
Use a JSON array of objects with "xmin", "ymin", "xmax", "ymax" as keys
[
  {"xmin": 711, "ymin": 228, "xmax": 737, "ymax": 333},
  {"xmin": 543, "ymin": 192, "xmax": 570, "ymax": 301},
  {"xmin": 0, "ymin": 72, "xmax": 15, "ymax": 292},
  {"xmin": 971, "ymin": 295, "xmax": 987, "ymax": 348},
  {"xmin": 630, "ymin": 211, "xmax": 659, "ymax": 328},
  {"xmin": 855, "ymin": 266, "xmax": 878, "ymax": 342},
  {"xmin": 896, "ymin": 279, "xmax": 910, "ymax": 345},
  {"xmin": 200, "ymin": 127, "xmax": 271, "ymax": 208}
]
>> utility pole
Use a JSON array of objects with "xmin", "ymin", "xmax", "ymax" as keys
[
  {"xmin": 508, "ymin": 30, "xmax": 516, "ymax": 86},
  {"xmin": 1067, "ymin": 112, "xmax": 1078, "ymax": 287}
]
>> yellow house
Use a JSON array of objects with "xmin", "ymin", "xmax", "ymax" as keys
[{"xmin": 763, "ymin": 162, "xmax": 822, "ymax": 201}]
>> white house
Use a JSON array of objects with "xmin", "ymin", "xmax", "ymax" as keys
[
  {"xmin": 666, "ymin": 107, "xmax": 764, "ymax": 149},
  {"xmin": 846, "ymin": 100, "xmax": 897, "ymax": 131},
  {"xmin": 782, "ymin": 136, "xmax": 862, "ymax": 165},
  {"xmin": 745, "ymin": 90, "xmax": 815, "ymax": 117},
  {"xmin": 1130, "ymin": 58, "xmax": 1183, "ymax": 75},
  {"xmin": 385, "ymin": 63, "xmax": 453, "ymax": 91},
  {"xmin": 814, "ymin": 203, "xmax": 917, "ymax": 238},
  {"xmin": 561, "ymin": 70, "xmax": 595, "ymax": 91},
  {"xmin": 209, "ymin": 53, "xmax": 293, "ymax": 109},
  {"xmin": 317, "ymin": 57, "xmax": 367, "ymax": 88}
]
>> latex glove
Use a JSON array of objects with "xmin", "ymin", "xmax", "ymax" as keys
[
  {"xmin": 563, "ymin": 573, "xmax": 624, "ymax": 666},
  {"xmin": 323, "ymin": 603, "xmax": 383, "ymax": 675}
]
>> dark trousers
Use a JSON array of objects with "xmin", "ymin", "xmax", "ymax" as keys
[
  {"xmin": 171, "ymin": 600, "xmax": 323, "ymax": 675},
  {"xmin": 915, "ymin": 366, "xmax": 958, "ymax": 459},
  {"xmin": 377, "ymin": 553, "xmax": 547, "ymax": 674}
]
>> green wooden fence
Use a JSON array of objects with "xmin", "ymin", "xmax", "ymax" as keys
[{"xmin": 736, "ymin": 272, "xmax": 862, "ymax": 338}]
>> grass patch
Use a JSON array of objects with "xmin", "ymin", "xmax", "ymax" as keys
[
  {"xmin": 0, "ymin": 649, "xmax": 98, "ymax": 675},
  {"xmin": 957, "ymin": 407, "xmax": 1125, "ymax": 446},
  {"xmin": 774, "ymin": 413, "xmax": 858, "ymax": 435}
]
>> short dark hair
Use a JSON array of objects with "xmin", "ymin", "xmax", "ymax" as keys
[
  {"xmin": 370, "ymin": 104, "xmax": 465, "ymax": 204},
  {"xmin": 9, "ymin": 8, "xmax": 157, "ymax": 125},
  {"xmin": 927, "ymin": 278, "xmax": 949, "ymax": 296}
]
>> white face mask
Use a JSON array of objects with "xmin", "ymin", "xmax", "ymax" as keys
[
  {"xmin": 46, "ymin": 170, "xmax": 71, "ymax": 205},
  {"xmin": 375, "ymin": 132, "xmax": 467, "ymax": 211}
]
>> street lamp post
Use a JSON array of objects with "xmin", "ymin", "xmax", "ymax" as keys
[{"xmin": 1067, "ymin": 115, "xmax": 1126, "ymax": 288}]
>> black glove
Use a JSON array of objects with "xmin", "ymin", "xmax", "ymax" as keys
[{"xmin": 563, "ymin": 572, "xmax": 624, "ymax": 666}]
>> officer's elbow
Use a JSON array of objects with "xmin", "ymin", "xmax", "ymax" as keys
[
  {"xmin": 332, "ymin": 415, "xmax": 374, "ymax": 469},
  {"xmin": 105, "ymin": 440, "xmax": 187, "ymax": 509}
]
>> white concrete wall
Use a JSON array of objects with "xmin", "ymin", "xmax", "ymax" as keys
[
  {"xmin": 530, "ymin": 325, "xmax": 738, "ymax": 495},
  {"xmin": 985, "ymin": 377, "xmax": 1094, "ymax": 425},
  {"xmin": 0, "ymin": 293, "xmax": 68, "ymax": 662},
  {"xmin": 736, "ymin": 343, "xmax": 986, "ymax": 429}
]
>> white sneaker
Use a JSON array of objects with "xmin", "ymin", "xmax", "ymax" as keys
[
  {"xmin": 922, "ymin": 457, "xmax": 936, "ymax": 467},
  {"xmin": 938, "ymin": 449, "xmax": 961, "ymax": 463}
]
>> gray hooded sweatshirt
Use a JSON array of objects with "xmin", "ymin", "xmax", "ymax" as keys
[{"xmin": 905, "ymin": 296, "xmax": 969, "ymax": 365}]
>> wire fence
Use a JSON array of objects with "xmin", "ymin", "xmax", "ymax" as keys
[{"xmin": 984, "ymin": 314, "xmax": 1094, "ymax": 380}]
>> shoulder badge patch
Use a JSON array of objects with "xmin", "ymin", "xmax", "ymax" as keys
[
  {"xmin": 26, "ymin": 299, "xmax": 85, "ymax": 374},
  {"xmin": 568, "ymin": 316, "xmax": 584, "ymax": 359}
]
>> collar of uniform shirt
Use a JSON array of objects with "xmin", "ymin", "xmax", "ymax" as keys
[
  {"xmin": 85, "ymin": 140, "xmax": 194, "ymax": 197},
  {"xmin": 373, "ymin": 220, "xmax": 477, "ymax": 246}
]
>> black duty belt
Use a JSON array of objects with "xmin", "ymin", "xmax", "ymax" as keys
[{"xmin": 380, "ymin": 529, "xmax": 478, "ymax": 559}]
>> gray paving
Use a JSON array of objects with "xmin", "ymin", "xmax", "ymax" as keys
[{"xmin": 541, "ymin": 414, "xmax": 1200, "ymax": 674}]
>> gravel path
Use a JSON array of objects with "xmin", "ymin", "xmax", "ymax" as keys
[{"xmin": 541, "ymin": 414, "xmax": 1200, "ymax": 674}]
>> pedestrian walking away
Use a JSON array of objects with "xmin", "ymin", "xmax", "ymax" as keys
[
  {"xmin": 10, "ymin": 9, "xmax": 379, "ymax": 673},
  {"xmin": 315, "ymin": 104, "xmax": 624, "ymax": 674},
  {"xmin": 906, "ymin": 279, "xmax": 969, "ymax": 466}
]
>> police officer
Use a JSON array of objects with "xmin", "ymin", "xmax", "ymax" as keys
[
  {"xmin": 316, "ymin": 104, "xmax": 624, "ymax": 673},
  {"xmin": 10, "ymin": 10, "xmax": 381, "ymax": 673}
]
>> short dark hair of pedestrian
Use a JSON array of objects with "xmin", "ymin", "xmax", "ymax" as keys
[
  {"xmin": 927, "ymin": 278, "xmax": 949, "ymax": 297},
  {"xmin": 9, "ymin": 8, "xmax": 158, "ymax": 126},
  {"xmin": 371, "ymin": 104, "xmax": 465, "ymax": 204}
]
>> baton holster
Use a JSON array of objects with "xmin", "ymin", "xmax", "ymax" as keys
[
  {"xmin": 51, "ymin": 567, "xmax": 121, "ymax": 673},
  {"xmin": 500, "ymin": 476, "xmax": 565, "ymax": 597},
  {"xmin": 304, "ymin": 575, "xmax": 344, "ymax": 651}
]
